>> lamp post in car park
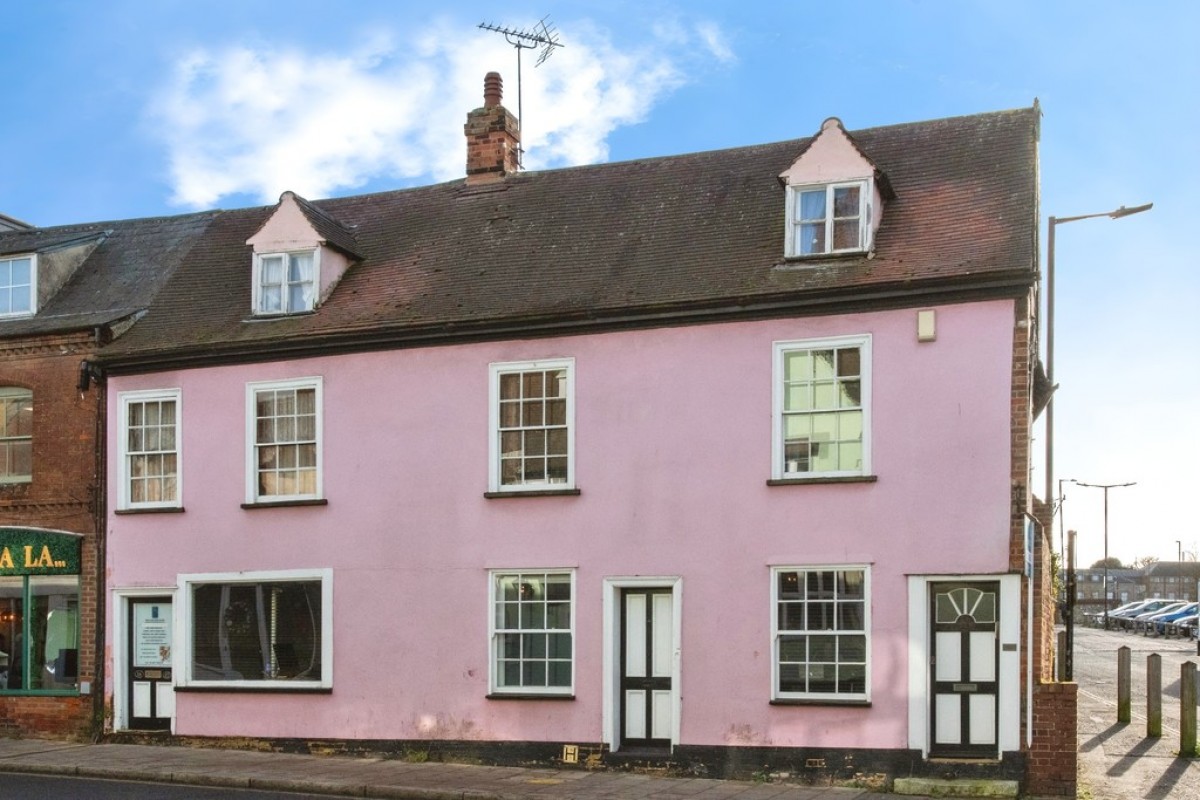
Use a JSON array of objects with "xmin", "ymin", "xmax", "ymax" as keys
[
  {"xmin": 1043, "ymin": 203, "xmax": 1152, "ymax": 508},
  {"xmin": 1071, "ymin": 479, "xmax": 1137, "ymax": 630}
]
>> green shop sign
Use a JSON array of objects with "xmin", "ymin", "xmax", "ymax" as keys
[{"xmin": 0, "ymin": 528, "xmax": 81, "ymax": 576}]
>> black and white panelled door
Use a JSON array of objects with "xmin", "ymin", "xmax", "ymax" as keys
[
  {"xmin": 930, "ymin": 582, "xmax": 1000, "ymax": 758},
  {"xmin": 128, "ymin": 597, "xmax": 174, "ymax": 730},
  {"xmin": 620, "ymin": 588, "xmax": 673, "ymax": 749}
]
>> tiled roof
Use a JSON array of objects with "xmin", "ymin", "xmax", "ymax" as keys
[
  {"xmin": 290, "ymin": 193, "xmax": 362, "ymax": 258},
  {"xmin": 0, "ymin": 212, "xmax": 217, "ymax": 338},
  {"xmin": 1144, "ymin": 562, "xmax": 1200, "ymax": 578},
  {"xmin": 91, "ymin": 106, "xmax": 1037, "ymax": 366}
]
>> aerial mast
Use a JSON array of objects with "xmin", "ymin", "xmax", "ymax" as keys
[{"xmin": 477, "ymin": 16, "xmax": 564, "ymax": 166}]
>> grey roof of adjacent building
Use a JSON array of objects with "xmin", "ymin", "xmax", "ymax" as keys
[{"xmin": 0, "ymin": 212, "xmax": 218, "ymax": 339}]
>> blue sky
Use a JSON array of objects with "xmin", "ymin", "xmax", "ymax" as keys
[{"xmin": 2, "ymin": 1, "xmax": 1196, "ymax": 568}]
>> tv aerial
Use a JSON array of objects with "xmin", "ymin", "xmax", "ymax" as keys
[{"xmin": 478, "ymin": 16, "xmax": 564, "ymax": 166}]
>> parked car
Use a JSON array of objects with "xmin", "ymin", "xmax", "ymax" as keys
[
  {"xmin": 1173, "ymin": 613, "xmax": 1199, "ymax": 639},
  {"xmin": 1110, "ymin": 599, "xmax": 1174, "ymax": 629},
  {"xmin": 1132, "ymin": 602, "xmax": 1191, "ymax": 633},
  {"xmin": 1146, "ymin": 602, "xmax": 1198, "ymax": 635},
  {"xmin": 1121, "ymin": 600, "xmax": 1181, "ymax": 629},
  {"xmin": 1084, "ymin": 599, "xmax": 1149, "ymax": 627}
]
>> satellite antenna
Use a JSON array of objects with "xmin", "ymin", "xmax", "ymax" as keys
[{"xmin": 478, "ymin": 16, "xmax": 564, "ymax": 166}]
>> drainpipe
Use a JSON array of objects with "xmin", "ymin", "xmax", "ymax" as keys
[{"xmin": 83, "ymin": 357, "xmax": 107, "ymax": 740}]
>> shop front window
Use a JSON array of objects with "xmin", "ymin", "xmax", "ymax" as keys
[{"xmin": 0, "ymin": 574, "xmax": 80, "ymax": 693}]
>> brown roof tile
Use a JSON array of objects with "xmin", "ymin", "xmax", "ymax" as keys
[{"xmin": 94, "ymin": 106, "xmax": 1038, "ymax": 366}]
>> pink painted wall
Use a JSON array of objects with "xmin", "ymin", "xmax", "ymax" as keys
[{"xmin": 106, "ymin": 299, "xmax": 1016, "ymax": 749}]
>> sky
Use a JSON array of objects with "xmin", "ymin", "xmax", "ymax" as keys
[{"xmin": 1, "ymin": 1, "xmax": 1195, "ymax": 569}]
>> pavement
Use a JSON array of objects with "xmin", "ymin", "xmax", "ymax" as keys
[
  {"xmin": 0, "ymin": 736, "xmax": 932, "ymax": 800},
  {"xmin": 1073, "ymin": 624, "xmax": 1200, "ymax": 799}
]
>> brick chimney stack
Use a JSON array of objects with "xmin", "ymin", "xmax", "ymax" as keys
[{"xmin": 464, "ymin": 72, "xmax": 520, "ymax": 185}]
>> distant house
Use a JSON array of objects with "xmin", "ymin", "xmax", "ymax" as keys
[
  {"xmin": 80, "ymin": 75, "xmax": 1071, "ymax": 794},
  {"xmin": 0, "ymin": 211, "xmax": 212, "ymax": 735}
]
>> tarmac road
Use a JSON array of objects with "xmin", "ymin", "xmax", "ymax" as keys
[{"xmin": 1072, "ymin": 624, "xmax": 1200, "ymax": 799}]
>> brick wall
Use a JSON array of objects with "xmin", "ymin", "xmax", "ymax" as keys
[
  {"xmin": 0, "ymin": 332, "xmax": 102, "ymax": 738},
  {"xmin": 1026, "ymin": 681, "xmax": 1079, "ymax": 797},
  {"xmin": 1011, "ymin": 290, "xmax": 1078, "ymax": 796}
]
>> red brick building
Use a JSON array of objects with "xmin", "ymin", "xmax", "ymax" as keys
[{"xmin": 0, "ymin": 212, "xmax": 211, "ymax": 736}]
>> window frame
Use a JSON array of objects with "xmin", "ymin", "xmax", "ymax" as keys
[
  {"xmin": 770, "ymin": 564, "xmax": 871, "ymax": 703},
  {"xmin": 0, "ymin": 253, "xmax": 37, "ymax": 317},
  {"xmin": 176, "ymin": 568, "xmax": 333, "ymax": 691},
  {"xmin": 487, "ymin": 358, "xmax": 575, "ymax": 493},
  {"xmin": 784, "ymin": 181, "xmax": 870, "ymax": 258},
  {"xmin": 771, "ymin": 335, "xmax": 872, "ymax": 480},
  {"xmin": 0, "ymin": 386, "xmax": 33, "ymax": 484},
  {"xmin": 252, "ymin": 250, "xmax": 320, "ymax": 316},
  {"xmin": 117, "ymin": 389, "xmax": 182, "ymax": 510},
  {"xmin": 488, "ymin": 568, "xmax": 576, "ymax": 697},
  {"xmin": 245, "ymin": 377, "xmax": 323, "ymax": 504}
]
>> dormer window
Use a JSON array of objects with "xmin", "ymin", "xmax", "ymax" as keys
[
  {"xmin": 0, "ymin": 254, "xmax": 35, "ymax": 316},
  {"xmin": 246, "ymin": 191, "xmax": 360, "ymax": 319},
  {"xmin": 779, "ymin": 117, "xmax": 890, "ymax": 261},
  {"xmin": 254, "ymin": 251, "xmax": 317, "ymax": 315},
  {"xmin": 787, "ymin": 181, "xmax": 869, "ymax": 257}
]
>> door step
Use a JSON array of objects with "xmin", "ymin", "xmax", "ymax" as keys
[{"xmin": 893, "ymin": 777, "xmax": 1019, "ymax": 797}]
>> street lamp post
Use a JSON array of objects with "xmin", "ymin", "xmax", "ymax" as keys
[
  {"xmin": 1044, "ymin": 203, "xmax": 1152, "ymax": 506},
  {"xmin": 1073, "ymin": 480, "xmax": 1137, "ymax": 630}
]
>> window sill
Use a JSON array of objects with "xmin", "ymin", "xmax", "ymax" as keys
[
  {"xmin": 244, "ymin": 310, "xmax": 317, "ymax": 322},
  {"xmin": 176, "ymin": 685, "xmax": 332, "ymax": 694},
  {"xmin": 115, "ymin": 506, "xmax": 185, "ymax": 515},
  {"xmin": 486, "ymin": 692, "xmax": 575, "ymax": 701},
  {"xmin": 767, "ymin": 475, "xmax": 878, "ymax": 486},
  {"xmin": 484, "ymin": 488, "xmax": 581, "ymax": 499},
  {"xmin": 241, "ymin": 498, "xmax": 329, "ymax": 510},
  {"xmin": 777, "ymin": 250, "xmax": 870, "ymax": 267},
  {"xmin": 770, "ymin": 698, "xmax": 871, "ymax": 707}
]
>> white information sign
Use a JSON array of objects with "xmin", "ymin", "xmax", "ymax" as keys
[{"xmin": 133, "ymin": 602, "xmax": 172, "ymax": 668}]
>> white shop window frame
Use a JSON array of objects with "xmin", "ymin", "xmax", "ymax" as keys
[{"xmin": 175, "ymin": 567, "xmax": 333, "ymax": 690}]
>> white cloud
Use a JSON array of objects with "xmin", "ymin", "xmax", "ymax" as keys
[{"xmin": 149, "ymin": 17, "xmax": 733, "ymax": 208}]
